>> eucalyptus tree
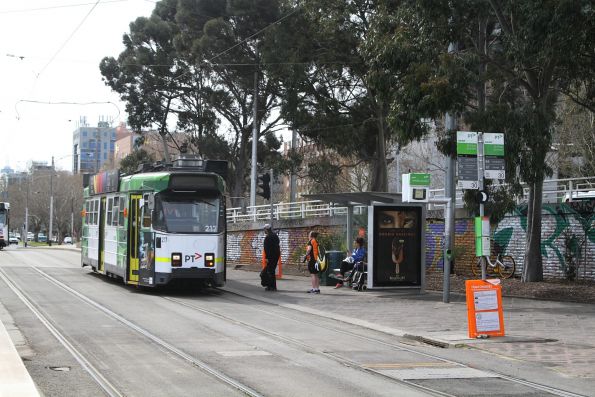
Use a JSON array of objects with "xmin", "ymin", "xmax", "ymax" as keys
[
  {"xmin": 174, "ymin": 0, "xmax": 286, "ymax": 206},
  {"xmin": 265, "ymin": 0, "xmax": 404, "ymax": 192},
  {"xmin": 368, "ymin": 0, "xmax": 594, "ymax": 281},
  {"xmin": 101, "ymin": 0, "xmax": 285, "ymax": 207},
  {"xmin": 100, "ymin": 0, "xmax": 188, "ymax": 162}
]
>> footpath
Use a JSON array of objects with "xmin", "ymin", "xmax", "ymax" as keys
[{"xmin": 225, "ymin": 268, "xmax": 595, "ymax": 380}]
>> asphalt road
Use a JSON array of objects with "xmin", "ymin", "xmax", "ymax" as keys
[{"xmin": 0, "ymin": 246, "xmax": 592, "ymax": 397}]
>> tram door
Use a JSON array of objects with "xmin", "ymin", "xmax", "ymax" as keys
[
  {"xmin": 98, "ymin": 197, "xmax": 106, "ymax": 272},
  {"xmin": 127, "ymin": 195, "xmax": 141, "ymax": 284}
]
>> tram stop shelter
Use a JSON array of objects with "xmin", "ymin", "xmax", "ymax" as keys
[{"xmin": 302, "ymin": 192, "xmax": 426, "ymax": 292}]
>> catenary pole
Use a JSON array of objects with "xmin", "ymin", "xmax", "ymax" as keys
[
  {"xmin": 49, "ymin": 156, "xmax": 54, "ymax": 246},
  {"xmin": 250, "ymin": 66, "xmax": 258, "ymax": 210},
  {"xmin": 443, "ymin": 41, "xmax": 457, "ymax": 303}
]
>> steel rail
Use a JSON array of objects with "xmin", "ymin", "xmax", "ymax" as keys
[
  {"xmin": 29, "ymin": 267, "xmax": 264, "ymax": 397},
  {"xmin": 0, "ymin": 268, "xmax": 124, "ymax": 397},
  {"xmin": 213, "ymin": 289, "xmax": 587, "ymax": 397}
]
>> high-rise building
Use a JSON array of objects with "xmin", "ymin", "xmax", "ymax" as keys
[{"xmin": 72, "ymin": 117, "xmax": 116, "ymax": 174}]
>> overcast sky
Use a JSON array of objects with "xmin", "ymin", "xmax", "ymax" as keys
[{"xmin": 0, "ymin": 0, "xmax": 156, "ymax": 172}]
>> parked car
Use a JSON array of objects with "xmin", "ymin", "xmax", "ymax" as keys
[
  {"xmin": 63, "ymin": 236, "xmax": 73, "ymax": 244},
  {"xmin": 27, "ymin": 232, "xmax": 34, "ymax": 241},
  {"xmin": 9, "ymin": 235, "xmax": 19, "ymax": 245},
  {"xmin": 37, "ymin": 234, "xmax": 47, "ymax": 243}
]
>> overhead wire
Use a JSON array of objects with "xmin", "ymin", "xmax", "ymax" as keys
[
  {"xmin": 14, "ymin": 100, "xmax": 121, "ymax": 120},
  {"xmin": 0, "ymin": 0, "xmax": 125, "ymax": 15},
  {"xmin": 36, "ymin": 0, "xmax": 102, "ymax": 79}
]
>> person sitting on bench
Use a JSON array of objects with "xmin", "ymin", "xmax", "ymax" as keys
[{"xmin": 334, "ymin": 237, "xmax": 366, "ymax": 289}]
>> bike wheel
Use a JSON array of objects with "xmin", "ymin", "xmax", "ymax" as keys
[
  {"xmin": 497, "ymin": 255, "xmax": 516, "ymax": 279},
  {"xmin": 471, "ymin": 257, "xmax": 484, "ymax": 278}
]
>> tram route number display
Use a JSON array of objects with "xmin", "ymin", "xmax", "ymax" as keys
[{"xmin": 465, "ymin": 280, "xmax": 505, "ymax": 338}]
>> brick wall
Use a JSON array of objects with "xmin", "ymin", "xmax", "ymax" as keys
[
  {"xmin": 227, "ymin": 217, "xmax": 349, "ymax": 274},
  {"xmin": 227, "ymin": 202, "xmax": 595, "ymax": 281}
]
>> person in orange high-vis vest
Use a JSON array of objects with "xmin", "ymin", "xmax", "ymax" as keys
[{"xmin": 304, "ymin": 231, "xmax": 320, "ymax": 294}]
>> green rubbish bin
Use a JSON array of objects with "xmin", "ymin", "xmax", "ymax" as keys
[{"xmin": 319, "ymin": 250, "xmax": 344, "ymax": 286}]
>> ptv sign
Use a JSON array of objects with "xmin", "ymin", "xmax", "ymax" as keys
[
  {"xmin": 456, "ymin": 131, "xmax": 479, "ymax": 189},
  {"xmin": 483, "ymin": 133, "xmax": 505, "ymax": 180},
  {"xmin": 456, "ymin": 131, "xmax": 506, "ymax": 190}
]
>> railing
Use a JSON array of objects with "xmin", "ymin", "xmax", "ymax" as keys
[
  {"xmin": 227, "ymin": 200, "xmax": 367, "ymax": 224},
  {"xmin": 226, "ymin": 176, "xmax": 595, "ymax": 224}
]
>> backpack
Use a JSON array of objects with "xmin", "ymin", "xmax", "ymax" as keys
[{"xmin": 315, "ymin": 246, "xmax": 327, "ymax": 272}]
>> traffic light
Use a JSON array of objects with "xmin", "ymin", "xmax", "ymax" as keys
[{"xmin": 257, "ymin": 173, "xmax": 271, "ymax": 200}]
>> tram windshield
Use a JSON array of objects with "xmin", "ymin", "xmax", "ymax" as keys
[
  {"xmin": 0, "ymin": 211, "xmax": 6, "ymax": 225},
  {"xmin": 152, "ymin": 192, "xmax": 221, "ymax": 233}
]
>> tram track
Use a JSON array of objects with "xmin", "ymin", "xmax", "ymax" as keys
[
  {"xmin": 0, "ymin": 267, "xmax": 123, "ymax": 397},
  {"xmin": 1, "ymin": 266, "xmax": 263, "ymax": 397},
  {"xmin": 163, "ymin": 290, "xmax": 586, "ymax": 397},
  {"xmin": 2, "ymin": 262, "xmax": 587, "ymax": 397}
]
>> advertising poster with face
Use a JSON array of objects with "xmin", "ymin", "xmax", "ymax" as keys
[{"xmin": 374, "ymin": 207, "xmax": 422, "ymax": 286}]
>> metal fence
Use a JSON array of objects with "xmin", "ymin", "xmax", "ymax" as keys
[{"xmin": 226, "ymin": 176, "xmax": 595, "ymax": 224}]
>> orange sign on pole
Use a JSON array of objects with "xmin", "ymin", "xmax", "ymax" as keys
[{"xmin": 465, "ymin": 280, "xmax": 505, "ymax": 338}]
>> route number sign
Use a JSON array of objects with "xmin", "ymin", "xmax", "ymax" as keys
[
  {"xmin": 456, "ymin": 131, "xmax": 479, "ymax": 189},
  {"xmin": 484, "ymin": 133, "xmax": 505, "ymax": 180}
]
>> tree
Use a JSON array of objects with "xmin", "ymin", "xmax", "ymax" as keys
[
  {"xmin": 554, "ymin": 96, "xmax": 595, "ymax": 178},
  {"xmin": 6, "ymin": 171, "xmax": 83, "ymax": 241},
  {"xmin": 265, "ymin": 0, "xmax": 400, "ymax": 192},
  {"xmin": 119, "ymin": 149, "xmax": 155, "ymax": 175},
  {"xmin": 100, "ymin": 0, "xmax": 186, "ymax": 163},
  {"xmin": 367, "ymin": 0, "xmax": 594, "ymax": 281},
  {"xmin": 101, "ymin": 0, "xmax": 286, "ymax": 207}
]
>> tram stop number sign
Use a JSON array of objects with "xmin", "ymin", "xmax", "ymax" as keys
[{"xmin": 465, "ymin": 280, "xmax": 505, "ymax": 338}]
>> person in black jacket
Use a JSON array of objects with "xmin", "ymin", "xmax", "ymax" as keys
[{"xmin": 263, "ymin": 224, "xmax": 280, "ymax": 291}]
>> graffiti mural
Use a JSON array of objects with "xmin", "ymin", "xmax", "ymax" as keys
[{"xmin": 495, "ymin": 202, "xmax": 595, "ymax": 280}]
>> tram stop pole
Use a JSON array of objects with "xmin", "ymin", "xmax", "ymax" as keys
[{"xmin": 429, "ymin": 197, "xmax": 453, "ymax": 303}]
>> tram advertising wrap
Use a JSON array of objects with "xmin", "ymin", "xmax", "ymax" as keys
[{"xmin": 373, "ymin": 206, "xmax": 422, "ymax": 287}]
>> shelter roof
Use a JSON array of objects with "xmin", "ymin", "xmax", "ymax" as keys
[{"xmin": 301, "ymin": 192, "xmax": 403, "ymax": 206}]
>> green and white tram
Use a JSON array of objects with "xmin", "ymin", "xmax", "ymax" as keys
[{"xmin": 82, "ymin": 156, "xmax": 227, "ymax": 287}]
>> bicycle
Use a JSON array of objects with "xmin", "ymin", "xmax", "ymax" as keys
[{"xmin": 472, "ymin": 253, "xmax": 516, "ymax": 279}]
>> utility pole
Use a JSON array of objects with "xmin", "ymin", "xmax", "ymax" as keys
[
  {"xmin": 250, "ymin": 61, "xmax": 259, "ymax": 210},
  {"xmin": 442, "ymin": 41, "xmax": 457, "ymax": 303},
  {"xmin": 71, "ymin": 196, "xmax": 74, "ymax": 241},
  {"xmin": 269, "ymin": 168, "xmax": 274, "ymax": 225},
  {"xmin": 49, "ymin": 156, "xmax": 54, "ymax": 246},
  {"xmin": 289, "ymin": 129, "xmax": 297, "ymax": 203},
  {"xmin": 443, "ymin": 112, "xmax": 457, "ymax": 303},
  {"xmin": 478, "ymin": 132, "xmax": 486, "ymax": 280},
  {"xmin": 24, "ymin": 180, "xmax": 29, "ymax": 248}
]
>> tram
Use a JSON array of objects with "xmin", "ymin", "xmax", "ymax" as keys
[
  {"xmin": 0, "ymin": 202, "xmax": 9, "ymax": 250},
  {"xmin": 81, "ymin": 156, "xmax": 227, "ymax": 287}
]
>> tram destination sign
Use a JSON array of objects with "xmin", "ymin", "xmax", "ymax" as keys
[
  {"xmin": 457, "ymin": 131, "xmax": 479, "ymax": 189},
  {"xmin": 483, "ymin": 133, "xmax": 505, "ymax": 180}
]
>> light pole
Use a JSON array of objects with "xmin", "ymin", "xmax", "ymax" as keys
[
  {"xmin": 49, "ymin": 156, "xmax": 54, "ymax": 246},
  {"xmin": 24, "ymin": 181, "xmax": 29, "ymax": 247},
  {"xmin": 70, "ymin": 195, "xmax": 74, "ymax": 242}
]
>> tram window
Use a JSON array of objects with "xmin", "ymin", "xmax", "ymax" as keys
[
  {"xmin": 118, "ymin": 196, "xmax": 125, "ymax": 225},
  {"xmin": 107, "ymin": 198, "xmax": 113, "ymax": 226},
  {"xmin": 112, "ymin": 197, "xmax": 119, "ymax": 226},
  {"xmin": 93, "ymin": 200, "xmax": 99, "ymax": 225},
  {"xmin": 152, "ymin": 193, "xmax": 220, "ymax": 233}
]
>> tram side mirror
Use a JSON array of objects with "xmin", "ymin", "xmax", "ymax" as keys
[{"xmin": 147, "ymin": 195, "xmax": 155, "ymax": 210}]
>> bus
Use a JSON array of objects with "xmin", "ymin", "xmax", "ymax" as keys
[
  {"xmin": 81, "ymin": 156, "xmax": 228, "ymax": 288},
  {"xmin": 0, "ymin": 202, "xmax": 9, "ymax": 250}
]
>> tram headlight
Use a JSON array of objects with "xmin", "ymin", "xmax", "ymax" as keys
[
  {"xmin": 172, "ymin": 253, "xmax": 182, "ymax": 267},
  {"xmin": 205, "ymin": 253, "xmax": 215, "ymax": 267}
]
